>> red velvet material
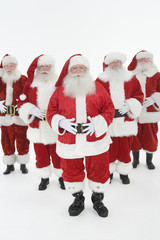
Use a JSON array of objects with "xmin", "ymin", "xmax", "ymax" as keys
[
  {"xmin": 1, "ymin": 125, "xmax": 29, "ymax": 155},
  {"xmin": 131, "ymin": 123, "xmax": 158, "ymax": 152},
  {"xmin": 34, "ymin": 143, "xmax": 61, "ymax": 169},
  {"xmin": 61, "ymin": 151, "xmax": 110, "ymax": 183},
  {"xmin": 109, "ymin": 136, "xmax": 133, "ymax": 164}
]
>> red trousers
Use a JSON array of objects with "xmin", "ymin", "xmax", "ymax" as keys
[
  {"xmin": 34, "ymin": 143, "xmax": 61, "ymax": 169},
  {"xmin": 131, "ymin": 123, "xmax": 158, "ymax": 152},
  {"xmin": 60, "ymin": 151, "xmax": 110, "ymax": 183},
  {"xmin": 1, "ymin": 124, "xmax": 29, "ymax": 155},
  {"xmin": 109, "ymin": 136, "xmax": 133, "ymax": 163}
]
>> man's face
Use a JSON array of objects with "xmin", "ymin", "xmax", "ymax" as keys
[
  {"xmin": 4, "ymin": 63, "xmax": 16, "ymax": 74},
  {"xmin": 38, "ymin": 65, "xmax": 51, "ymax": 74},
  {"xmin": 70, "ymin": 64, "xmax": 87, "ymax": 76},
  {"xmin": 138, "ymin": 58, "xmax": 150, "ymax": 66},
  {"xmin": 108, "ymin": 60, "xmax": 122, "ymax": 69}
]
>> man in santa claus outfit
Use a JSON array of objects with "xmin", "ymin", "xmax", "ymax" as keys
[
  {"xmin": 96, "ymin": 52, "xmax": 144, "ymax": 184},
  {"xmin": 128, "ymin": 50, "xmax": 160, "ymax": 169},
  {"xmin": 0, "ymin": 54, "xmax": 30, "ymax": 174},
  {"xmin": 18, "ymin": 54, "xmax": 65, "ymax": 191},
  {"xmin": 47, "ymin": 54, "xmax": 115, "ymax": 217}
]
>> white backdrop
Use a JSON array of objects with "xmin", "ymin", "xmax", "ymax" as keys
[{"xmin": 1, "ymin": 1, "xmax": 160, "ymax": 240}]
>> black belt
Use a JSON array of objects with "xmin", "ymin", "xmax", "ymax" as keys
[
  {"xmin": 66, "ymin": 123, "xmax": 88, "ymax": 134},
  {"xmin": 114, "ymin": 109, "xmax": 127, "ymax": 118},
  {"xmin": 35, "ymin": 116, "xmax": 47, "ymax": 122},
  {"xmin": 5, "ymin": 105, "xmax": 18, "ymax": 115}
]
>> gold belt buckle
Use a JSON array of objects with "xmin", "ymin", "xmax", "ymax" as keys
[
  {"xmin": 42, "ymin": 110, "xmax": 47, "ymax": 122},
  {"xmin": 76, "ymin": 123, "xmax": 83, "ymax": 134},
  {"xmin": 6, "ymin": 105, "xmax": 16, "ymax": 115}
]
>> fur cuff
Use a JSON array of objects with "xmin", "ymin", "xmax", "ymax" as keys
[
  {"xmin": 36, "ymin": 164, "xmax": 52, "ymax": 178},
  {"xmin": 126, "ymin": 98, "xmax": 142, "ymax": 119},
  {"xmin": 3, "ymin": 154, "xmax": 16, "ymax": 165},
  {"xmin": 51, "ymin": 114, "xmax": 66, "ymax": 135},
  {"xmin": 17, "ymin": 153, "xmax": 30, "ymax": 164},
  {"xmin": 19, "ymin": 102, "xmax": 35, "ymax": 125},
  {"xmin": 64, "ymin": 181, "xmax": 84, "ymax": 194},
  {"xmin": 116, "ymin": 161, "xmax": 132, "ymax": 175},
  {"xmin": 52, "ymin": 167, "xmax": 63, "ymax": 177},
  {"xmin": 88, "ymin": 179, "xmax": 109, "ymax": 193},
  {"xmin": 151, "ymin": 92, "xmax": 160, "ymax": 110},
  {"xmin": 92, "ymin": 115, "xmax": 108, "ymax": 137},
  {"xmin": 109, "ymin": 162, "xmax": 116, "ymax": 174}
]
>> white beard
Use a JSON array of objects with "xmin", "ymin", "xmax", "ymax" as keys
[
  {"xmin": 99, "ymin": 66, "xmax": 131, "ymax": 83},
  {"xmin": 133, "ymin": 62, "xmax": 158, "ymax": 77},
  {"xmin": 31, "ymin": 70, "xmax": 57, "ymax": 87},
  {"xmin": 63, "ymin": 71, "xmax": 95, "ymax": 98},
  {"xmin": 2, "ymin": 69, "xmax": 21, "ymax": 83}
]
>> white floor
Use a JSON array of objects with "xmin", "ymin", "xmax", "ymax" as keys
[{"xmin": 0, "ymin": 142, "xmax": 160, "ymax": 240}]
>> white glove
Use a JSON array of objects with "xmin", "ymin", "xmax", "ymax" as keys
[
  {"xmin": 0, "ymin": 100, "xmax": 6, "ymax": 113},
  {"xmin": 143, "ymin": 97, "xmax": 154, "ymax": 108},
  {"xmin": 82, "ymin": 116, "xmax": 95, "ymax": 136},
  {"xmin": 30, "ymin": 106, "xmax": 46, "ymax": 119},
  {"xmin": 59, "ymin": 118, "xmax": 77, "ymax": 135},
  {"xmin": 119, "ymin": 103, "xmax": 129, "ymax": 115}
]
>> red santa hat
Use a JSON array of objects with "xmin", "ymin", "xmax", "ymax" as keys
[
  {"xmin": 128, "ymin": 50, "xmax": 153, "ymax": 71},
  {"xmin": 103, "ymin": 52, "xmax": 127, "ymax": 70},
  {"xmin": 55, "ymin": 54, "xmax": 90, "ymax": 87},
  {"xmin": 19, "ymin": 54, "xmax": 55, "ymax": 101},
  {"xmin": 0, "ymin": 54, "xmax": 18, "ymax": 68}
]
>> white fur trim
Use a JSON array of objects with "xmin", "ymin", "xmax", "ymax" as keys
[
  {"xmin": 116, "ymin": 161, "xmax": 132, "ymax": 175},
  {"xmin": 151, "ymin": 92, "xmax": 160, "ymax": 110},
  {"xmin": 109, "ymin": 162, "xmax": 116, "ymax": 174},
  {"xmin": 36, "ymin": 164, "xmax": 52, "ymax": 178},
  {"xmin": 139, "ymin": 111, "xmax": 160, "ymax": 123},
  {"xmin": 2, "ymin": 56, "xmax": 18, "ymax": 66},
  {"xmin": 3, "ymin": 154, "xmax": 16, "ymax": 165},
  {"xmin": 56, "ymin": 134, "xmax": 112, "ymax": 159},
  {"xmin": 104, "ymin": 52, "xmax": 126, "ymax": 65},
  {"xmin": 38, "ymin": 55, "xmax": 55, "ymax": 67},
  {"xmin": 16, "ymin": 153, "xmax": 30, "ymax": 164},
  {"xmin": 19, "ymin": 102, "xmax": 35, "ymax": 125},
  {"xmin": 68, "ymin": 56, "xmax": 90, "ymax": 71},
  {"xmin": 52, "ymin": 167, "xmax": 62, "ymax": 177},
  {"xmin": 88, "ymin": 179, "xmax": 109, "ymax": 193},
  {"xmin": 126, "ymin": 98, "xmax": 142, "ymax": 119},
  {"xmin": 109, "ymin": 77, "xmax": 125, "ymax": 108},
  {"xmin": 92, "ymin": 115, "xmax": 108, "ymax": 138},
  {"xmin": 136, "ymin": 51, "xmax": 153, "ymax": 60},
  {"xmin": 109, "ymin": 118, "xmax": 138, "ymax": 137},
  {"xmin": 27, "ymin": 121, "xmax": 58, "ymax": 144},
  {"xmin": 51, "ymin": 114, "xmax": 66, "ymax": 135},
  {"xmin": 19, "ymin": 94, "xmax": 27, "ymax": 101},
  {"xmin": 64, "ymin": 181, "xmax": 84, "ymax": 194},
  {"xmin": 0, "ymin": 115, "xmax": 27, "ymax": 126}
]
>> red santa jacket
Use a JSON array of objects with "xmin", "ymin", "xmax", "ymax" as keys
[
  {"xmin": 0, "ymin": 74, "xmax": 27, "ymax": 126},
  {"xmin": 132, "ymin": 69, "xmax": 160, "ymax": 123},
  {"xmin": 96, "ymin": 75, "xmax": 144, "ymax": 137},
  {"xmin": 47, "ymin": 81, "xmax": 115, "ymax": 159},
  {"xmin": 18, "ymin": 78, "xmax": 58, "ymax": 144}
]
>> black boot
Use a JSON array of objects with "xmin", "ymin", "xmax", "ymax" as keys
[
  {"xmin": 20, "ymin": 164, "xmax": 28, "ymax": 174},
  {"xmin": 3, "ymin": 165, "xmax": 15, "ymax": 175},
  {"xmin": 91, "ymin": 192, "xmax": 108, "ymax": 218},
  {"xmin": 146, "ymin": 153, "xmax": 155, "ymax": 170},
  {"xmin": 58, "ymin": 177, "xmax": 65, "ymax": 190},
  {"xmin": 109, "ymin": 173, "xmax": 113, "ymax": 183},
  {"xmin": 38, "ymin": 178, "xmax": 49, "ymax": 191},
  {"xmin": 132, "ymin": 151, "xmax": 139, "ymax": 168},
  {"xmin": 120, "ymin": 174, "xmax": 130, "ymax": 184},
  {"xmin": 68, "ymin": 191, "xmax": 85, "ymax": 216}
]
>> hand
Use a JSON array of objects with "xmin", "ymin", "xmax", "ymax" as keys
[
  {"xmin": 0, "ymin": 100, "xmax": 6, "ymax": 113},
  {"xmin": 82, "ymin": 116, "xmax": 95, "ymax": 136},
  {"xmin": 59, "ymin": 118, "xmax": 77, "ymax": 135},
  {"xmin": 30, "ymin": 106, "xmax": 46, "ymax": 119},
  {"xmin": 118, "ymin": 103, "xmax": 129, "ymax": 115},
  {"xmin": 143, "ymin": 97, "xmax": 154, "ymax": 108}
]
